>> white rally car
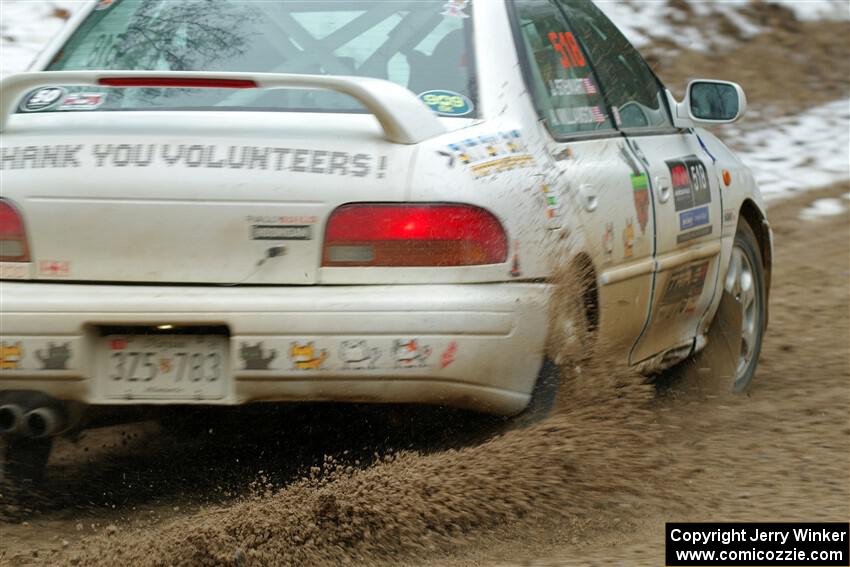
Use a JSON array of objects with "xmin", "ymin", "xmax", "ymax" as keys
[{"xmin": 0, "ymin": 0, "xmax": 771, "ymax": 484}]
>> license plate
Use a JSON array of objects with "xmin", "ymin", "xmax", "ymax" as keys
[{"xmin": 100, "ymin": 335, "xmax": 228, "ymax": 400}]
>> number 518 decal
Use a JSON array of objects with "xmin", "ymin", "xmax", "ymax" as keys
[{"xmin": 548, "ymin": 31, "xmax": 586, "ymax": 69}]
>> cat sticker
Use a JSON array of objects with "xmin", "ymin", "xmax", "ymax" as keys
[
  {"xmin": 289, "ymin": 342, "xmax": 329, "ymax": 370},
  {"xmin": 240, "ymin": 342, "xmax": 277, "ymax": 370},
  {"xmin": 339, "ymin": 340, "xmax": 381, "ymax": 370},
  {"xmin": 1, "ymin": 342, "xmax": 23, "ymax": 369},
  {"xmin": 392, "ymin": 339, "xmax": 433, "ymax": 368},
  {"xmin": 36, "ymin": 342, "xmax": 71, "ymax": 370}
]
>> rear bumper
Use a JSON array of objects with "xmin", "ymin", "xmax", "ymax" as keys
[{"xmin": 0, "ymin": 281, "xmax": 551, "ymax": 416}]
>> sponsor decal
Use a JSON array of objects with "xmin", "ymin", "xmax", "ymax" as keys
[
  {"xmin": 550, "ymin": 105, "xmax": 606, "ymax": 125},
  {"xmin": 38, "ymin": 260, "xmax": 70, "ymax": 277},
  {"xmin": 509, "ymin": 240, "xmax": 521, "ymax": 278},
  {"xmin": 612, "ymin": 105, "xmax": 622, "ymax": 127},
  {"xmin": 339, "ymin": 340, "xmax": 381, "ymax": 370},
  {"xmin": 631, "ymin": 173, "xmax": 650, "ymax": 235},
  {"xmin": 392, "ymin": 339, "xmax": 432, "ymax": 368},
  {"xmin": 1, "ymin": 144, "xmax": 388, "ymax": 178},
  {"xmin": 1, "ymin": 342, "xmax": 23, "ymax": 369},
  {"xmin": 246, "ymin": 215, "xmax": 318, "ymax": 225},
  {"xmin": 110, "ymin": 339, "xmax": 128, "ymax": 350},
  {"xmin": 36, "ymin": 342, "xmax": 71, "ymax": 370},
  {"xmin": 548, "ymin": 78, "xmax": 597, "ymax": 97},
  {"xmin": 617, "ymin": 143, "xmax": 649, "ymax": 234},
  {"xmin": 679, "ymin": 205, "xmax": 710, "ymax": 231},
  {"xmin": 723, "ymin": 208, "xmax": 737, "ymax": 224},
  {"xmin": 657, "ymin": 260, "xmax": 709, "ymax": 320},
  {"xmin": 442, "ymin": 131, "xmax": 535, "ymax": 178},
  {"xmin": 602, "ymin": 222, "xmax": 614, "ymax": 260},
  {"xmin": 541, "ymin": 184, "xmax": 561, "ymax": 227},
  {"xmin": 1, "ymin": 263, "xmax": 29, "ymax": 279},
  {"xmin": 470, "ymin": 155, "xmax": 535, "ymax": 178},
  {"xmin": 622, "ymin": 218, "xmax": 635, "ymax": 259},
  {"xmin": 667, "ymin": 155, "xmax": 711, "ymax": 212},
  {"xmin": 441, "ymin": 0, "xmax": 470, "ymax": 18},
  {"xmin": 240, "ymin": 342, "xmax": 277, "ymax": 370},
  {"xmin": 58, "ymin": 92, "xmax": 106, "ymax": 111},
  {"xmin": 667, "ymin": 155, "xmax": 712, "ymax": 242},
  {"xmin": 548, "ymin": 31, "xmax": 586, "ymax": 69},
  {"xmin": 440, "ymin": 341, "xmax": 458, "ymax": 369},
  {"xmin": 676, "ymin": 225, "xmax": 712, "ymax": 244},
  {"xmin": 419, "ymin": 90, "xmax": 473, "ymax": 116},
  {"xmin": 251, "ymin": 225, "xmax": 312, "ymax": 241},
  {"xmin": 289, "ymin": 342, "xmax": 329, "ymax": 370},
  {"xmin": 20, "ymin": 87, "xmax": 65, "ymax": 112}
]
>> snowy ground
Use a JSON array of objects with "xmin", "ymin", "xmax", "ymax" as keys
[
  {"xmin": 600, "ymin": 0, "xmax": 849, "ymax": 49},
  {"xmin": 1, "ymin": 0, "xmax": 848, "ymax": 204},
  {"xmin": 722, "ymin": 98, "xmax": 850, "ymax": 200}
]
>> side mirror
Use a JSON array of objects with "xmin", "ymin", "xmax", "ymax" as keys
[{"xmin": 666, "ymin": 80, "xmax": 747, "ymax": 128}]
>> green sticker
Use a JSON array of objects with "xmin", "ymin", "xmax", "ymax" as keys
[{"xmin": 418, "ymin": 90, "xmax": 473, "ymax": 116}]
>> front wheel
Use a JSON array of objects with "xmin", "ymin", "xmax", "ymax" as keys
[{"xmin": 724, "ymin": 220, "xmax": 767, "ymax": 391}]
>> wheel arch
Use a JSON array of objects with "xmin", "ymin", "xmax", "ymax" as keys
[{"xmin": 739, "ymin": 198, "xmax": 772, "ymax": 327}]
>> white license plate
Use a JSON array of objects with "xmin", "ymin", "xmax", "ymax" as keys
[{"xmin": 100, "ymin": 335, "xmax": 228, "ymax": 400}]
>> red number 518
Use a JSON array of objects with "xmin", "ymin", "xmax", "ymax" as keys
[{"xmin": 548, "ymin": 31, "xmax": 586, "ymax": 69}]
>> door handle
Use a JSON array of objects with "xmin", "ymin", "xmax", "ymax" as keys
[
  {"xmin": 578, "ymin": 183, "xmax": 598, "ymax": 212},
  {"xmin": 655, "ymin": 175, "xmax": 672, "ymax": 204}
]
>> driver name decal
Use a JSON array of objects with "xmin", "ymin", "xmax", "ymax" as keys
[{"xmin": 1, "ymin": 144, "xmax": 388, "ymax": 178}]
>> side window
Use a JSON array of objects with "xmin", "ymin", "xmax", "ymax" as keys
[
  {"xmin": 557, "ymin": 0, "xmax": 673, "ymax": 130},
  {"xmin": 513, "ymin": 0, "xmax": 615, "ymax": 138}
]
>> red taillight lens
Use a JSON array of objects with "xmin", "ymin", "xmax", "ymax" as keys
[
  {"xmin": 0, "ymin": 199, "xmax": 29, "ymax": 262},
  {"xmin": 322, "ymin": 204, "xmax": 508, "ymax": 267},
  {"xmin": 98, "ymin": 77, "xmax": 258, "ymax": 89}
]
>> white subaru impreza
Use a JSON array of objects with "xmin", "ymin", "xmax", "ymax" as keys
[{"xmin": 0, "ymin": 0, "xmax": 771, "ymax": 484}]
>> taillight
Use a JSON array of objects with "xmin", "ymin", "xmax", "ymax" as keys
[
  {"xmin": 322, "ymin": 204, "xmax": 508, "ymax": 267},
  {"xmin": 0, "ymin": 199, "xmax": 29, "ymax": 262}
]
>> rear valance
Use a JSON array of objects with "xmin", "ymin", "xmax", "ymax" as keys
[{"xmin": 0, "ymin": 71, "xmax": 446, "ymax": 145}]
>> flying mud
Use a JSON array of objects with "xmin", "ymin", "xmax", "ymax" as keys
[{"xmin": 1, "ymin": 183, "xmax": 847, "ymax": 567}]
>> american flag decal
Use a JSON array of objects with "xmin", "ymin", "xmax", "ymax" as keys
[
  {"xmin": 591, "ymin": 105, "xmax": 606, "ymax": 123},
  {"xmin": 582, "ymin": 77, "xmax": 597, "ymax": 94}
]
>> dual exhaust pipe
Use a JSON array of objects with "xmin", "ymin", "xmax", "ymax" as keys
[{"xmin": 0, "ymin": 404, "xmax": 65, "ymax": 438}]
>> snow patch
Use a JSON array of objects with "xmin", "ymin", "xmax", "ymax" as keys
[
  {"xmin": 723, "ymin": 99, "xmax": 850, "ymax": 199},
  {"xmin": 799, "ymin": 198, "xmax": 848, "ymax": 220},
  {"xmin": 768, "ymin": 0, "xmax": 850, "ymax": 22}
]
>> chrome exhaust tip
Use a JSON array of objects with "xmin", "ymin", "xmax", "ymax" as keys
[
  {"xmin": 0, "ymin": 404, "xmax": 25, "ymax": 434},
  {"xmin": 22, "ymin": 407, "xmax": 65, "ymax": 438}
]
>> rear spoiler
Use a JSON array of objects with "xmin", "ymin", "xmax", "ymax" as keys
[{"xmin": 0, "ymin": 70, "xmax": 447, "ymax": 144}]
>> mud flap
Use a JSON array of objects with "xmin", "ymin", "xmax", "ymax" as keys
[{"xmin": 680, "ymin": 290, "xmax": 743, "ymax": 394}]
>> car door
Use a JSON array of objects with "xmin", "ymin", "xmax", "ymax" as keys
[
  {"xmin": 511, "ymin": 0, "xmax": 655, "ymax": 361},
  {"xmin": 559, "ymin": 0, "xmax": 723, "ymax": 365}
]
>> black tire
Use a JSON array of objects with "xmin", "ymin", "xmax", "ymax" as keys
[
  {"xmin": 653, "ymin": 220, "xmax": 767, "ymax": 396},
  {"xmin": 507, "ymin": 259, "xmax": 597, "ymax": 428}
]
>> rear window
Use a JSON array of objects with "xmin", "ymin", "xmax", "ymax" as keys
[{"xmin": 33, "ymin": 0, "xmax": 477, "ymax": 116}]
